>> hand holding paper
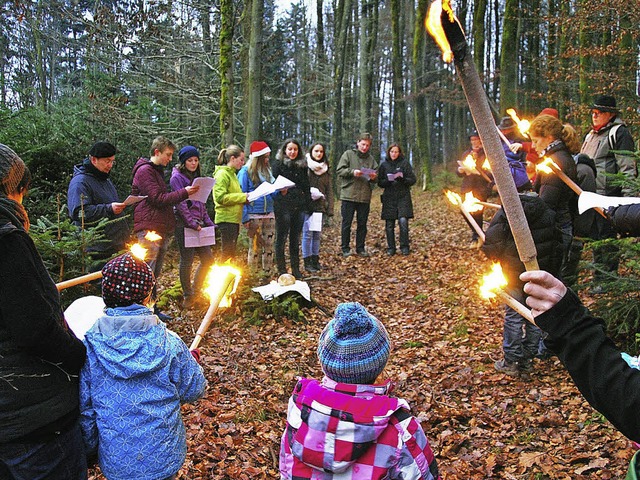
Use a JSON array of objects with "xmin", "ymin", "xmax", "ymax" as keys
[
  {"xmin": 360, "ymin": 168, "xmax": 377, "ymax": 180},
  {"xmin": 310, "ymin": 187, "xmax": 325, "ymax": 201},
  {"xmin": 387, "ymin": 171, "xmax": 404, "ymax": 182},
  {"xmin": 123, "ymin": 195, "xmax": 147, "ymax": 206},
  {"xmin": 247, "ymin": 175, "xmax": 295, "ymax": 202},
  {"xmin": 189, "ymin": 177, "xmax": 216, "ymax": 203}
]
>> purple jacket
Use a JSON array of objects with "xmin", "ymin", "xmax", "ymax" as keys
[
  {"xmin": 169, "ymin": 167, "xmax": 214, "ymax": 230},
  {"xmin": 132, "ymin": 158, "xmax": 188, "ymax": 234}
]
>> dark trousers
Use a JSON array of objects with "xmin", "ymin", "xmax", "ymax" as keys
[
  {"xmin": 593, "ymin": 213, "xmax": 619, "ymax": 280},
  {"xmin": 0, "ymin": 420, "xmax": 87, "ymax": 480},
  {"xmin": 174, "ymin": 227, "xmax": 215, "ymax": 298},
  {"xmin": 275, "ymin": 208, "xmax": 304, "ymax": 274},
  {"xmin": 341, "ymin": 200, "xmax": 370, "ymax": 253},
  {"xmin": 385, "ymin": 217, "xmax": 409, "ymax": 252},
  {"xmin": 217, "ymin": 222, "xmax": 240, "ymax": 262}
]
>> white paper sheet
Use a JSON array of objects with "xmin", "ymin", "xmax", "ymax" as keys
[
  {"xmin": 64, "ymin": 295, "xmax": 105, "ymax": 340},
  {"xmin": 252, "ymin": 280, "xmax": 311, "ymax": 301},
  {"xmin": 123, "ymin": 195, "xmax": 147, "ymax": 206},
  {"xmin": 578, "ymin": 191, "xmax": 640, "ymax": 214},
  {"xmin": 305, "ymin": 212, "xmax": 323, "ymax": 232},
  {"xmin": 185, "ymin": 225, "xmax": 216, "ymax": 247},
  {"xmin": 247, "ymin": 175, "xmax": 296, "ymax": 202},
  {"xmin": 189, "ymin": 177, "xmax": 216, "ymax": 203},
  {"xmin": 310, "ymin": 187, "xmax": 325, "ymax": 201}
]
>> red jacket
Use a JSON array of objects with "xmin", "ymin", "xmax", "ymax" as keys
[{"xmin": 132, "ymin": 158, "xmax": 188, "ymax": 234}]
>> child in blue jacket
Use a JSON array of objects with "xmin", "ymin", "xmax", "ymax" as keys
[{"xmin": 79, "ymin": 253, "xmax": 207, "ymax": 480}]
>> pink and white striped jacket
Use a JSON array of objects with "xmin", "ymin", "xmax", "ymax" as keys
[{"xmin": 279, "ymin": 377, "xmax": 440, "ymax": 479}]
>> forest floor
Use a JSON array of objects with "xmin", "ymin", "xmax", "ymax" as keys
[{"xmin": 89, "ymin": 188, "xmax": 634, "ymax": 480}]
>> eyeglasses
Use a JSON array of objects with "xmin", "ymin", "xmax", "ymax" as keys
[{"xmin": 592, "ymin": 111, "xmax": 607, "ymax": 118}]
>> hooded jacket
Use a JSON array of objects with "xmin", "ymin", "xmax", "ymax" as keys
[
  {"xmin": 169, "ymin": 167, "xmax": 214, "ymax": 230},
  {"xmin": 279, "ymin": 377, "xmax": 440, "ymax": 479},
  {"xmin": 79, "ymin": 305, "xmax": 206, "ymax": 480},
  {"xmin": 67, "ymin": 159, "xmax": 130, "ymax": 253},
  {"xmin": 272, "ymin": 154, "xmax": 311, "ymax": 213},
  {"xmin": 336, "ymin": 149, "xmax": 378, "ymax": 203},
  {"xmin": 0, "ymin": 199, "xmax": 86, "ymax": 443},
  {"xmin": 238, "ymin": 161, "xmax": 275, "ymax": 223},
  {"xmin": 213, "ymin": 164, "xmax": 246, "ymax": 224},
  {"xmin": 131, "ymin": 157, "xmax": 189, "ymax": 234}
]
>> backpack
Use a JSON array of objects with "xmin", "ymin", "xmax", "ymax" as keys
[{"xmin": 509, "ymin": 161, "xmax": 532, "ymax": 191}]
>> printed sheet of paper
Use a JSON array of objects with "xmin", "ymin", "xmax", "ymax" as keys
[
  {"xmin": 189, "ymin": 177, "xmax": 216, "ymax": 204},
  {"xmin": 578, "ymin": 191, "xmax": 640, "ymax": 214},
  {"xmin": 247, "ymin": 175, "xmax": 295, "ymax": 202},
  {"xmin": 360, "ymin": 168, "xmax": 377, "ymax": 180},
  {"xmin": 305, "ymin": 212, "xmax": 323, "ymax": 232},
  {"xmin": 123, "ymin": 195, "xmax": 147, "ymax": 206},
  {"xmin": 387, "ymin": 171, "xmax": 403, "ymax": 181},
  {"xmin": 184, "ymin": 225, "xmax": 216, "ymax": 248}
]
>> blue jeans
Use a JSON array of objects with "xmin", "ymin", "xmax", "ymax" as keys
[
  {"xmin": 341, "ymin": 200, "xmax": 370, "ymax": 253},
  {"xmin": 0, "ymin": 421, "xmax": 87, "ymax": 480},
  {"xmin": 302, "ymin": 214, "xmax": 321, "ymax": 258},
  {"xmin": 502, "ymin": 288, "xmax": 542, "ymax": 364}
]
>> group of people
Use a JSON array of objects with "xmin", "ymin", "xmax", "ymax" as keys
[{"xmin": 456, "ymin": 94, "xmax": 638, "ymax": 378}]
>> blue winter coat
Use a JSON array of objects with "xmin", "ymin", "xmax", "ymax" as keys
[
  {"xmin": 79, "ymin": 305, "xmax": 207, "ymax": 480},
  {"xmin": 238, "ymin": 163, "xmax": 275, "ymax": 223}
]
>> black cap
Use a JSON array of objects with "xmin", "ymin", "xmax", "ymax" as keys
[
  {"xmin": 497, "ymin": 117, "xmax": 516, "ymax": 131},
  {"xmin": 88, "ymin": 141, "xmax": 117, "ymax": 159}
]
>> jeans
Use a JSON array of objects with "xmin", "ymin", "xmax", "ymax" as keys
[
  {"xmin": 502, "ymin": 288, "xmax": 542, "ymax": 364},
  {"xmin": 136, "ymin": 230, "xmax": 170, "ymax": 300},
  {"xmin": 341, "ymin": 200, "xmax": 370, "ymax": 253},
  {"xmin": 217, "ymin": 222, "xmax": 240, "ymax": 262},
  {"xmin": 0, "ymin": 420, "xmax": 87, "ymax": 480},
  {"xmin": 174, "ymin": 227, "xmax": 214, "ymax": 298},
  {"xmin": 385, "ymin": 217, "xmax": 409, "ymax": 252},
  {"xmin": 302, "ymin": 214, "xmax": 321, "ymax": 258},
  {"xmin": 275, "ymin": 208, "xmax": 304, "ymax": 273}
]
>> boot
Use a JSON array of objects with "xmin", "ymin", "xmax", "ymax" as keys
[
  {"xmin": 304, "ymin": 256, "xmax": 318, "ymax": 273},
  {"xmin": 312, "ymin": 255, "xmax": 322, "ymax": 270},
  {"xmin": 291, "ymin": 266, "xmax": 303, "ymax": 279}
]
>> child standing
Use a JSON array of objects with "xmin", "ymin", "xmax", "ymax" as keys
[
  {"xmin": 279, "ymin": 302, "xmax": 440, "ymax": 479},
  {"xmin": 302, "ymin": 142, "xmax": 333, "ymax": 272},
  {"xmin": 482, "ymin": 194, "xmax": 562, "ymax": 376},
  {"xmin": 79, "ymin": 253, "xmax": 207, "ymax": 480},
  {"xmin": 171, "ymin": 146, "xmax": 215, "ymax": 309}
]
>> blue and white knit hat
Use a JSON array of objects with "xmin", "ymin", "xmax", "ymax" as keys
[{"xmin": 317, "ymin": 302, "xmax": 390, "ymax": 384}]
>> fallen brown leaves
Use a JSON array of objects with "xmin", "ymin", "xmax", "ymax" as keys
[{"xmin": 90, "ymin": 189, "xmax": 634, "ymax": 479}]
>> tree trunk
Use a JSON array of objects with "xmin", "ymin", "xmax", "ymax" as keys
[
  {"xmin": 499, "ymin": 0, "xmax": 519, "ymax": 113},
  {"xmin": 245, "ymin": 0, "xmax": 264, "ymax": 150},
  {"xmin": 390, "ymin": 0, "xmax": 406, "ymax": 150},
  {"xmin": 220, "ymin": 0, "xmax": 235, "ymax": 146},
  {"xmin": 358, "ymin": 0, "xmax": 378, "ymax": 133},
  {"xmin": 412, "ymin": 0, "xmax": 431, "ymax": 186}
]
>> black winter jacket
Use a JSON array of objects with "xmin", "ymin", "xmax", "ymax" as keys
[
  {"xmin": 272, "ymin": 155, "xmax": 311, "ymax": 214},
  {"xmin": 0, "ymin": 204, "xmax": 86, "ymax": 443},
  {"xmin": 377, "ymin": 156, "xmax": 416, "ymax": 220},
  {"xmin": 482, "ymin": 194, "xmax": 562, "ymax": 291}
]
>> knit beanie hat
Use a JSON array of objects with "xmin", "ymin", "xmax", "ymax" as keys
[
  {"xmin": 178, "ymin": 146, "xmax": 200, "ymax": 165},
  {"xmin": 102, "ymin": 253, "xmax": 155, "ymax": 308},
  {"xmin": 538, "ymin": 108, "xmax": 559, "ymax": 119},
  {"xmin": 249, "ymin": 141, "xmax": 271, "ymax": 159},
  {"xmin": 0, "ymin": 144, "xmax": 26, "ymax": 196},
  {"xmin": 317, "ymin": 302, "xmax": 390, "ymax": 384},
  {"xmin": 88, "ymin": 141, "xmax": 117, "ymax": 159}
]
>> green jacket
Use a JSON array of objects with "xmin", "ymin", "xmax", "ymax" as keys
[
  {"xmin": 213, "ymin": 165, "xmax": 246, "ymax": 224},
  {"xmin": 336, "ymin": 149, "xmax": 378, "ymax": 203}
]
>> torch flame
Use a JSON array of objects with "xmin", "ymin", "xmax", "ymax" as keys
[
  {"xmin": 426, "ymin": 0, "xmax": 456, "ymax": 63},
  {"xmin": 506, "ymin": 108, "xmax": 530, "ymax": 135},
  {"xmin": 144, "ymin": 231, "xmax": 162, "ymax": 242},
  {"xmin": 462, "ymin": 192, "xmax": 484, "ymax": 213},
  {"xmin": 129, "ymin": 243, "xmax": 147, "ymax": 261},
  {"xmin": 535, "ymin": 156, "xmax": 558, "ymax": 175},
  {"xmin": 204, "ymin": 264, "xmax": 242, "ymax": 309},
  {"xmin": 479, "ymin": 263, "xmax": 508, "ymax": 299},
  {"xmin": 462, "ymin": 154, "xmax": 478, "ymax": 173},
  {"xmin": 482, "ymin": 159, "xmax": 491, "ymax": 172},
  {"xmin": 444, "ymin": 190, "xmax": 462, "ymax": 206}
]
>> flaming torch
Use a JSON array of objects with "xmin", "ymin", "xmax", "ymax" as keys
[
  {"xmin": 461, "ymin": 154, "xmax": 493, "ymax": 183},
  {"xmin": 480, "ymin": 263, "xmax": 535, "ymax": 324},
  {"xmin": 506, "ymin": 108, "xmax": 531, "ymax": 138},
  {"xmin": 536, "ymin": 157, "xmax": 606, "ymax": 218},
  {"xmin": 190, "ymin": 264, "xmax": 241, "ymax": 350},
  {"xmin": 427, "ymin": 0, "xmax": 538, "ymax": 270},
  {"xmin": 56, "ymin": 236, "xmax": 154, "ymax": 291},
  {"xmin": 445, "ymin": 190, "xmax": 486, "ymax": 243}
]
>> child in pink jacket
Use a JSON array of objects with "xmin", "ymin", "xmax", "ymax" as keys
[{"xmin": 279, "ymin": 302, "xmax": 440, "ymax": 479}]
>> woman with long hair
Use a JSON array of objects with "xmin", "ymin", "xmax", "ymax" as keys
[
  {"xmin": 238, "ymin": 141, "xmax": 276, "ymax": 273},
  {"xmin": 377, "ymin": 143, "xmax": 416, "ymax": 255},
  {"xmin": 272, "ymin": 139, "xmax": 311, "ymax": 278},
  {"xmin": 170, "ymin": 146, "xmax": 215, "ymax": 309},
  {"xmin": 213, "ymin": 145, "xmax": 249, "ymax": 261},
  {"xmin": 302, "ymin": 142, "xmax": 333, "ymax": 272}
]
